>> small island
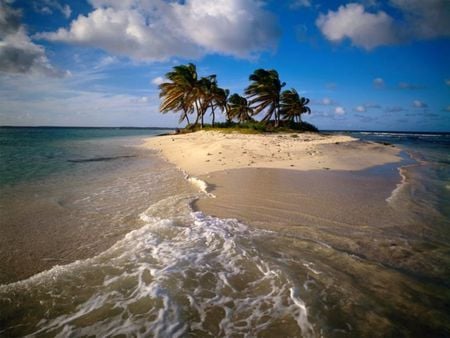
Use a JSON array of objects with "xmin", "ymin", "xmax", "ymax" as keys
[{"xmin": 147, "ymin": 63, "xmax": 401, "ymax": 177}]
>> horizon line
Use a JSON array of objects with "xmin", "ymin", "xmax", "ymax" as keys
[{"xmin": 0, "ymin": 125, "xmax": 448, "ymax": 134}]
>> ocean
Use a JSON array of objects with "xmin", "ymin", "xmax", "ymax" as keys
[{"xmin": 0, "ymin": 127, "xmax": 449, "ymax": 337}]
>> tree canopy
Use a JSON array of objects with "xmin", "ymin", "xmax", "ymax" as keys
[{"xmin": 158, "ymin": 64, "xmax": 314, "ymax": 131}]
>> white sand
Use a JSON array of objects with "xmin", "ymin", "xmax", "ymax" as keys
[{"xmin": 143, "ymin": 131, "xmax": 401, "ymax": 176}]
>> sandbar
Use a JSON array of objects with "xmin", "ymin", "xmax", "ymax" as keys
[{"xmin": 144, "ymin": 131, "xmax": 401, "ymax": 176}]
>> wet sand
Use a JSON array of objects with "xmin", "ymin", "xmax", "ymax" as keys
[
  {"xmin": 192, "ymin": 166, "xmax": 446, "ymax": 277},
  {"xmin": 194, "ymin": 167, "xmax": 399, "ymax": 229},
  {"xmin": 192, "ymin": 167, "xmax": 450, "ymax": 336}
]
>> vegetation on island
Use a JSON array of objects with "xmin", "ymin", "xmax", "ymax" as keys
[{"xmin": 158, "ymin": 63, "xmax": 317, "ymax": 133}]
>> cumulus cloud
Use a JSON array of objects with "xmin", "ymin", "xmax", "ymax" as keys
[
  {"xmin": 412, "ymin": 100, "xmax": 427, "ymax": 108},
  {"xmin": 335, "ymin": 106, "xmax": 345, "ymax": 115},
  {"xmin": 316, "ymin": 3, "xmax": 398, "ymax": 50},
  {"xmin": 355, "ymin": 105, "xmax": 366, "ymax": 112},
  {"xmin": 36, "ymin": 0, "xmax": 280, "ymax": 61},
  {"xmin": 0, "ymin": 2, "xmax": 65, "ymax": 76},
  {"xmin": 316, "ymin": 1, "xmax": 450, "ymax": 50},
  {"xmin": 373, "ymin": 77, "xmax": 385, "ymax": 88}
]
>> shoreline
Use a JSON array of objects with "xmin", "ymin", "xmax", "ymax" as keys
[
  {"xmin": 144, "ymin": 129, "xmax": 406, "ymax": 229},
  {"xmin": 144, "ymin": 130, "xmax": 448, "ymax": 284}
]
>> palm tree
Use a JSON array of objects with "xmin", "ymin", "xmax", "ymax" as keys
[
  {"xmin": 196, "ymin": 75, "xmax": 217, "ymax": 128},
  {"xmin": 215, "ymin": 87, "xmax": 230, "ymax": 123},
  {"xmin": 280, "ymin": 89, "xmax": 311, "ymax": 123},
  {"xmin": 228, "ymin": 93, "xmax": 253, "ymax": 123},
  {"xmin": 159, "ymin": 63, "xmax": 199, "ymax": 126},
  {"xmin": 244, "ymin": 69, "xmax": 285, "ymax": 127}
]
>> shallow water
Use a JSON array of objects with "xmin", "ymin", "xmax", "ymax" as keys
[{"xmin": 0, "ymin": 129, "xmax": 449, "ymax": 337}]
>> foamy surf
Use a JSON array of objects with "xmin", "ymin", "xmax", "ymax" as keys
[
  {"xmin": 0, "ymin": 195, "xmax": 315, "ymax": 337},
  {"xmin": 183, "ymin": 171, "xmax": 216, "ymax": 198},
  {"xmin": 386, "ymin": 166, "xmax": 408, "ymax": 203}
]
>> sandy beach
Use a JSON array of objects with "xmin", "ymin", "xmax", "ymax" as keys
[
  {"xmin": 143, "ymin": 130, "xmax": 405, "ymax": 230},
  {"xmin": 144, "ymin": 131, "xmax": 402, "ymax": 176},
  {"xmin": 144, "ymin": 131, "xmax": 418, "ymax": 262}
]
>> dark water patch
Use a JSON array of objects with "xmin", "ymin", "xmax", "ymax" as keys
[{"xmin": 68, "ymin": 155, "xmax": 137, "ymax": 163}]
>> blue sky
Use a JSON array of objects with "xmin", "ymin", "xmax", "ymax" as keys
[{"xmin": 0, "ymin": 0, "xmax": 449, "ymax": 131}]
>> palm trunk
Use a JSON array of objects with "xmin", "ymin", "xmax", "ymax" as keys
[
  {"xmin": 273, "ymin": 101, "xmax": 279, "ymax": 128},
  {"xmin": 211, "ymin": 104, "xmax": 216, "ymax": 127},
  {"xmin": 194, "ymin": 100, "xmax": 201, "ymax": 127}
]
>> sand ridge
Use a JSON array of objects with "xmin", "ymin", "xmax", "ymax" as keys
[{"xmin": 143, "ymin": 131, "xmax": 401, "ymax": 176}]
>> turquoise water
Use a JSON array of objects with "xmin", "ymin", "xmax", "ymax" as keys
[
  {"xmin": 350, "ymin": 131, "xmax": 450, "ymax": 235},
  {"xmin": 0, "ymin": 127, "xmax": 172, "ymax": 187},
  {"xmin": 0, "ymin": 128, "xmax": 449, "ymax": 337}
]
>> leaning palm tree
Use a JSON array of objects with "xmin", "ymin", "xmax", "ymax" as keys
[
  {"xmin": 195, "ymin": 75, "xmax": 217, "ymax": 128},
  {"xmin": 214, "ymin": 87, "xmax": 230, "ymax": 123},
  {"xmin": 228, "ymin": 93, "xmax": 253, "ymax": 123},
  {"xmin": 244, "ymin": 69, "xmax": 285, "ymax": 127},
  {"xmin": 159, "ymin": 83, "xmax": 192, "ymax": 125},
  {"xmin": 159, "ymin": 63, "xmax": 199, "ymax": 126},
  {"xmin": 280, "ymin": 89, "xmax": 311, "ymax": 123}
]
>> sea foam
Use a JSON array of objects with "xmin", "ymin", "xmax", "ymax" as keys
[
  {"xmin": 1, "ymin": 195, "xmax": 315, "ymax": 337},
  {"xmin": 183, "ymin": 171, "xmax": 216, "ymax": 198}
]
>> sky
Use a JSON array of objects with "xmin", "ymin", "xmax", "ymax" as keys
[{"xmin": 0, "ymin": 0, "xmax": 449, "ymax": 131}]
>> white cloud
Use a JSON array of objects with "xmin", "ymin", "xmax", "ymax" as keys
[
  {"xmin": 316, "ymin": 3, "xmax": 398, "ymax": 50},
  {"xmin": 335, "ymin": 106, "xmax": 345, "ymax": 115},
  {"xmin": 151, "ymin": 76, "xmax": 165, "ymax": 86},
  {"xmin": 373, "ymin": 77, "xmax": 385, "ymax": 88},
  {"xmin": 412, "ymin": 100, "xmax": 427, "ymax": 108},
  {"xmin": 355, "ymin": 105, "xmax": 366, "ymax": 112},
  {"xmin": 0, "ymin": 2, "xmax": 66, "ymax": 77},
  {"xmin": 316, "ymin": 1, "xmax": 450, "ymax": 50},
  {"xmin": 37, "ymin": 0, "xmax": 280, "ymax": 61},
  {"xmin": 0, "ymin": 74, "xmax": 175, "ymax": 127}
]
